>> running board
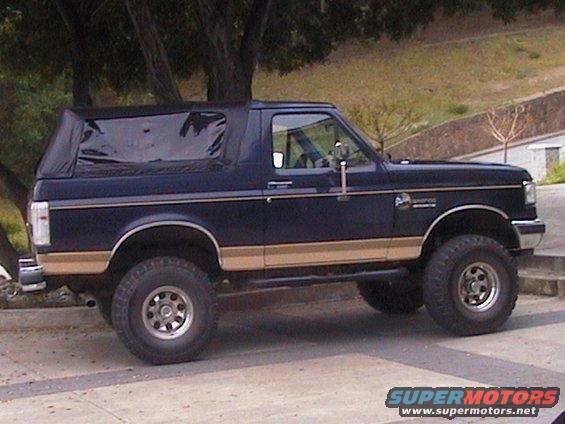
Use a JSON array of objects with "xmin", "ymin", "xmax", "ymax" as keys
[{"xmin": 247, "ymin": 268, "xmax": 409, "ymax": 289}]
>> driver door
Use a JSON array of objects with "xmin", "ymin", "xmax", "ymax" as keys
[{"xmin": 261, "ymin": 109, "xmax": 394, "ymax": 269}]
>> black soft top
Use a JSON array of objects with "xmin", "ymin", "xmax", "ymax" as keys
[
  {"xmin": 37, "ymin": 100, "xmax": 335, "ymax": 179},
  {"xmin": 68, "ymin": 100, "xmax": 335, "ymax": 120}
]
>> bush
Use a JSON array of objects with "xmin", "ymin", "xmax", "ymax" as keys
[
  {"xmin": 0, "ymin": 198, "xmax": 27, "ymax": 252},
  {"xmin": 447, "ymin": 103, "xmax": 469, "ymax": 115},
  {"xmin": 542, "ymin": 162, "xmax": 565, "ymax": 185}
]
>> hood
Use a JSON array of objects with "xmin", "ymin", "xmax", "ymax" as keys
[{"xmin": 386, "ymin": 159, "xmax": 532, "ymax": 187}]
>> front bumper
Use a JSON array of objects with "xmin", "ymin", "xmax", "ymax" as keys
[
  {"xmin": 18, "ymin": 257, "xmax": 46, "ymax": 293},
  {"xmin": 511, "ymin": 218, "xmax": 545, "ymax": 250}
]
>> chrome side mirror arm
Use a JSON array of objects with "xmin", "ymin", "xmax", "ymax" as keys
[{"xmin": 338, "ymin": 160, "xmax": 350, "ymax": 202}]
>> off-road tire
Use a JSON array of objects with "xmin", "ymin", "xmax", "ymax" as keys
[
  {"xmin": 423, "ymin": 235, "xmax": 518, "ymax": 336},
  {"xmin": 112, "ymin": 257, "xmax": 218, "ymax": 364},
  {"xmin": 357, "ymin": 281, "xmax": 424, "ymax": 314}
]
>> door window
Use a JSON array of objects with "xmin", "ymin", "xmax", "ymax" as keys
[{"xmin": 272, "ymin": 113, "xmax": 370, "ymax": 171}]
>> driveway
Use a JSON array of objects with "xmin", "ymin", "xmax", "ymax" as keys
[
  {"xmin": 0, "ymin": 295, "xmax": 563, "ymax": 423},
  {"xmin": 459, "ymin": 132, "xmax": 565, "ymax": 181},
  {"xmin": 537, "ymin": 183, "xmax": 565, "ymax": 255}
]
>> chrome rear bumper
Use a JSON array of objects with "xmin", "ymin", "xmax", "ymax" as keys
[{"xmin": 18, "ymin": 258, "xmax": 46, "ymax": 293}]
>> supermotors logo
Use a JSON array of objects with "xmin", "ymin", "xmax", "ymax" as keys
[{"xmin": 385, "ymin": 387, "xmax": 560, "ymax": 419}]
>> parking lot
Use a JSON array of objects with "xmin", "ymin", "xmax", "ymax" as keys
[{"xmin": 0, "ymin": 294, "xmax": 563, "ymax": 423}]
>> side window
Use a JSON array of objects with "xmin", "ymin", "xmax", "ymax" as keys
[
  {"xmin": 77, "ymin": 112, "xmax": 226, "ymax": 165},
  {"xmin": 272, "ymin": 113, "xmax": 371, "ymax": 170}
]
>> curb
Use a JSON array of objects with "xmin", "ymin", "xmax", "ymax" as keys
[
  {"xmin": 1, "ymin": 266, "xmax": 562, "ymax": 331},
  {"xmin": 0, "ymin": 282, "xmax": 359, "ymax": 331}
]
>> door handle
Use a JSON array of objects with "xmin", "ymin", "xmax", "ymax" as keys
[{"xmin": 267, "ymin": 180, "xmax": 293, "ymax": 189}]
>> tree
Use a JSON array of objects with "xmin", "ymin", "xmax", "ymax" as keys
[
  {"xmin": 349, "ymin": 101, "xmax": 421, "ymax": 153},
  {"xmin": 485, "ymin": 104, "xmax": 531, "ymax": 163}
]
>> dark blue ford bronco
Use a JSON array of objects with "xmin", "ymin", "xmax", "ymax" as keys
[{"xmin": 19, "ymin": 101, "xmax": 545, "ymax": 364}]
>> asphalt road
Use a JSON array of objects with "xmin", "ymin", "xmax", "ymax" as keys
[{"xmin": 0, "ymin": 295, "xmax": 563, "ymax": 423}]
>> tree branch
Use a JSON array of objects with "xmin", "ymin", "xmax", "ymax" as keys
[{"xmin": 123, "ymin": 0, "xmax": 182, "ymax": 104}]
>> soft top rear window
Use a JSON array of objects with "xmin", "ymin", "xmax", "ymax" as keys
[
  {"xmin": 36, "ymin": 106, "xmax": 249, "ymax": 179},
  {"xmin": 77, "ymin": 112, "xmax": 226, "ymax": 166}
]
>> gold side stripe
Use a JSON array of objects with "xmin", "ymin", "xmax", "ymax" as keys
[
  {"xmin": 37, "ymin": 251, "xmax": 111, "ymax": 275},
  {"xmin": 50, "ymin": 195, "xmax": 265, "ymax": 211},
  {"xmin": 38, "ymin": 237, "xmax": 423, "ymax": 276},
  {"xmin": 49, "ymin": 185, "xmax": 522, "ymax": 211},
  {"xmin": 404, "ymin": 185, "xmax": 521, "ymax": 193},
  {"xmin": 221, "ymin": 246, "xmax": 264, "ymax": 271},
  {"xmin": 264, "ymin": 238, "xmax": 390, "ymax": 268}
]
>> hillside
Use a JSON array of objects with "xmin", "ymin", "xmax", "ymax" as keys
[{"xmin": 181, "ymin": 12, "xmax": 564, "ymax": 131}]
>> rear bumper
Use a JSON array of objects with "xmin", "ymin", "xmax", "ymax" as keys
[
  {"xmin": 18, "ymin": 258, "xmax": 46, "ymax": 293},
  {"xmin": 511, "ymin": 219, "xmax": 545, "ymax": 250}
]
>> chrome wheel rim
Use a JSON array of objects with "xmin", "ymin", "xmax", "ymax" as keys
[
  {"xmin": 142, "ymin": 286, "xmax": 194, "ymax": 340},
  {"xmin": 457, "ymin": 262, "xmax": 500, "ymax": 312}
]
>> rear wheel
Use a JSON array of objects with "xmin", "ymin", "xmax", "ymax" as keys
[
  {"xmin": 357, "ymin": 281, "xmax": 424, "ymax": 314},
  {"xmin": 112, "ymin": 256, "xmax": 218, "ymax": 364},
  {"xmin": 423, "ymin": 235, "xmax": 518, "ymax": 336}
]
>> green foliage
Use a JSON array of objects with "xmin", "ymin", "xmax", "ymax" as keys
[
  {"xmin": 447, "ymin": 103, "xmax": 470, "ymax": 115},
  {"xmin": 0, "ymin": 0, "xmax": 199, "ymax": 94},
  {"xmin": 1, "ymin": 1, "xmax": 559, "ymax": 93},
  {"xmin": 0, "ymin": 73, "xmax": 71, "ymax": 184},
  {"xmin": 528, "ymin": 51, "xmax": 541, "ymax": 59},
  {"xmin": 541, "ymin": 162, "xmax": 565, "ymax": 185}
]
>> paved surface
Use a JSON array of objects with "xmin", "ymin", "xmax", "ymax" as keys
[
  {"xmin": 536, "ymin": 183, "xmax": 565, "ymax": 256},
  {"xmin": 461, "ymin": 132, "xmax": 565, "ymax": 181},
  {"xmin": 0, "ymin": 295, "xmax": 563, "ymax": 423}
]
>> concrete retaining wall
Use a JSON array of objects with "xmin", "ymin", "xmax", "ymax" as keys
[{"xmin": 388, "ymin": 88, "xmax": 565, "ymax": 160}]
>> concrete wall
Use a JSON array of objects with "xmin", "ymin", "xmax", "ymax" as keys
[{"xmin": 387, "ymin": 88, "xmax": 565, "ymax": 160}]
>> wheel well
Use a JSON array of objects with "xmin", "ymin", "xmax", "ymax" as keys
[
  {"xmin": 108, "ymin": 225, "xmax": 222, "ymax": 280},
  {"xmin": 421, "ymin": 209, "xmax": 519, "ymax": 261}
]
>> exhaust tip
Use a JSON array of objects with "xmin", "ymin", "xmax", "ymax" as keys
[{"xmin": 85, "ymin": 299, "xmax": 97, "ymax": 308}]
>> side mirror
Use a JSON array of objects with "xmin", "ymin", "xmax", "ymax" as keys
[
  {"xmin": 273, "ymin": 151, "xmax": 284, "ymax": 169},
  {"xmin": 334, "ymin": 141, "xmax": 350, "ymax": 162}
]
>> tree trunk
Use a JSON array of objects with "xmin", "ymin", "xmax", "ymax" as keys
[
  {"xmin": 54, "ymin": 0, "xmax": 93, "ymax": 107},
  {"xmin": 71, "ymin": 31, "xmax": 93, "ymax": 107},
  {"xmin": 0, "ymin": 161, "xmax": 28, "ymax": 220},
  {"xmin": 196, "ymin": 0, "xmax": 272, "ymax": 101},
  {"xmin": 0, "ymin": 161, "xmax": 28, "ymax": 279},
  {"xmin": 123, "ymin": 0, "xmax": 183, "ymax": 104},
  {"xmin": 206, "ymin": 61, "xmax": 251, "ymax": 101},
  {"xmin": 0, "ymin": 228, "xmax": 18, "ymax": 279}
]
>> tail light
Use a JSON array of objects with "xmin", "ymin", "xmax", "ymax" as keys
[{"xmin": 30, "ymin": 202, "xmax": 50, "ymax": 246}]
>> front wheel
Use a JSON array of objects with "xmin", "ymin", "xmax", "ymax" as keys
[
  {"xmin": 423, "ymin": 235, "xmax": 518, "ymax": 336},
  {"xmin": 112, "ymin": 257, "xmax": 218, "ymax": 364}
]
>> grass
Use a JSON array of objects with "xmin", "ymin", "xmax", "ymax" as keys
[
  {"xmin": 541, "ymin": 162, "xmax": 565, "ymax": 185},
  {"xmin": 181, "ymin": 27, "xmax": 564, "ymax": 131},
  {"xmin": 0, "ymin": 198, "xmax": 28, "ymax": 252}
]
